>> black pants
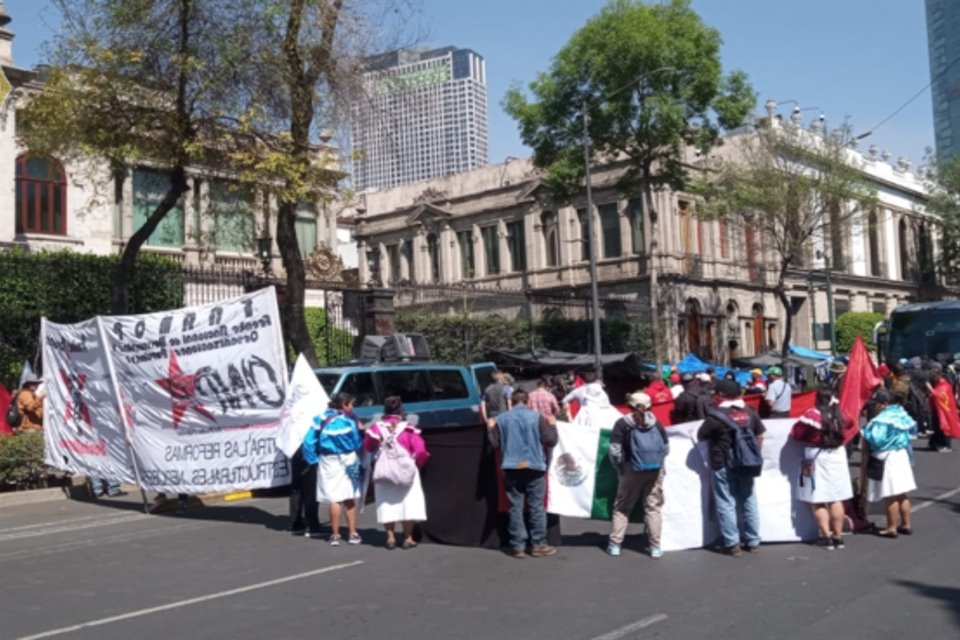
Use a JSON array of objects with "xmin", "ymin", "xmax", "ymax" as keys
[
  {"xmin": 929, "ymin": 417, "xmax": 953, "ymax": 450},
  {"xmin": 289, "ymin": 448, "xmax": 320, "ymax": 532}
]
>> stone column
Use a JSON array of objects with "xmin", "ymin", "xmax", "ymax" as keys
[
  {"xmin": 362, "ymin": 288, "xmax": 396, "ymax": 337},
  {"xmin": 439, "ymin": 223, "xmax": 455, "ymax": 283}
]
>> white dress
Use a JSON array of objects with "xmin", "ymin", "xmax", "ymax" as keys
[
  {"xmin": 316, "ymin": 451, "xmax": 362, "ymax": 504},
  {"xmin": 797, "ymin": 446, "xmax": 854, "ymax": 503},
  {"xmin": 370, "ymin": 421, "xmax": 428, "ymax": 524},
  {"xmin": 867, "ymin": 448, "xmax": 917, "ymax": 502}
]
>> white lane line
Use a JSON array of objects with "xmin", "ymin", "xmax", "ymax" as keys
[
  {"xmin": 912, "ymin": 486, "xmax": 960, "ymax": 513},
  {"xmin": 15, "ymin": 560, "xmax": 364, "ymax": 640},
  {"xmin": 0, "ymin": 522, "xmax": 203, "ymax": 562},
  {"xmin": 589, "ymin": 614, "xmax": 669, "ymax": 640},
  {"xmin": 0, "ymin": 513, "xmax": 149, "ymax": 542},
  {"xmin": 0, "ymin": 513, "xmax": 127, "ymax": 534}
]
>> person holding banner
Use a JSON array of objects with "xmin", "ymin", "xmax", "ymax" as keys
[
  {"xmin": 789, "ymin": 390, "xmax": 853, "ymax": 550},
  {"xmin": 15, "ymin": 376, "xmax": 44, "ymax": 432},
  {"xmin": 364, "ymin": 396, "xmax": 430, "ymax": 550},
  {"xmin": 290, "ymin": 430, "xmax": 323, "ymax": 538},
  {"xmin": 861, "ymin": 390, "xmax": 917, "ymax": 538},
  {"xmin": 307, "ymin": 393, "xmax": 364, "ymax": 546},
  {"xmin": 927, "ymin": 371, "xmax": 958, "ymax": 453}
]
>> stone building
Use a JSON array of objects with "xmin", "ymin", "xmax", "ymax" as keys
[
  {"xmin": 0, "ymin": 5, "xmax": 356, "ymax": 305},
  {"xmin": 353, "ymin": 104, "xmax": 939, "ymax": 364}
]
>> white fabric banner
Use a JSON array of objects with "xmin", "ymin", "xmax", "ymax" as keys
[
  {"xmin": 276, "ymin": 353, "xmax": 330, "ymax": 458},
  {"xmin": 548, "ymin": 418, "xmax": 818, "ymax": 552},
  {"xmin": 41, "ymin": 318, "xmax": 136, "ymax": 484},
  {"xmin": 98, "ymin": 287, "xmax": 290, "ymax": 493}
]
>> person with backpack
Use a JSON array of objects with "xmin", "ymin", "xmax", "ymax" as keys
[
  {"xmin": 606, "ymin": 392, "xmax": 669, "ymax": 559},
  {"xmin": 363, "ymin": 396, "xmax": 430, "ymax": 550},
  {"xmin": 11, "ymin": 375, "xmax": 44, "ymax": 433},
  {"xmin": 789, "ymin": 389, "xmax": 854, "ymax": 550},
  {"xmin": 861, "ymin": 390, "xmax": 917, "ymax": 538},
  {"xmin": 672, "ymin": 373, "xmax": 711, "ymax": 424},
  {"xmin": 481, "ymin": 370, "xmax": 512, "ymax": 421},
  {"xmin": 487, "ymin": 389, "xmax": 558, "ymax": 559},
  {"xmin": 306, "ymin": 392, "xmax": 365, "ymax": 546},
  {"xmin": 697, "ymin": 379, "xmax": 766, "ymax": 557}
]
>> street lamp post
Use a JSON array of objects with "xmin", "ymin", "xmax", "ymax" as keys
[
  {"xmin": 816, "ymin": 250, "xmax": 837, "ymax": 356},
  {"xmin": 257, "ymin": 234, "xmax": 273, "ymax": 277},
  {"xmin": 582, "ymin": 99, "xmax": 603, "ymax": 378}
]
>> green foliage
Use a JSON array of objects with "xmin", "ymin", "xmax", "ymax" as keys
[
  {"xmin": 925, "ymin": 157, "xmax": 960, "ymax": 289},
  {"xmin": 835, "ymin": 311, "xmax": 884, "ymax": 354},
  {"xmin": 302, "ymin": 307, "xmax": 354, "ymax": 366},
  {"xmin": 0, "ymin": 432, "xmax": 47, "ymax": 489},
  {"xmin": 503, "ymin": 0, "xmax": 755, "ymax": 203},
  {"xmin": 0, "ymin": 249, "xmax": 183, "ymax": 389},
  {"xmin": 396, "ymin": 312, "xmax": 654, "ymax": 365}
]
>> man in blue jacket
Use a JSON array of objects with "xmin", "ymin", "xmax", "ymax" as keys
[{"xmin": 487, "ymin": 389, "xmax": 559, "ymax": 559}]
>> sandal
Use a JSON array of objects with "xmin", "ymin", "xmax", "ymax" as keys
[
  {"xmin": 385, "ymin": 539, "xmax": 396, "ymax": 550},
  {"xmin": 897, "ymin": 526, "xmax": 912, "ymax": 536},
  {"xmin": 401, "ymin": 540, "xmax": 418, "ymax": 550},
  {"xmin": 876, "ymin": 529, "xmax": 899, "ymax": 539}
]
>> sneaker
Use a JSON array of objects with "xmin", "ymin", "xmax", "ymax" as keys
[
  {"xmin": 937, "ymin": 447, "xmax": 953, "ymax": 453},
  {"xmin": 510, "ymin": 548, "xmax": 526, "ymax": 559},
  {"xmin": 348, "ymin": 533, "xmax": 362, "ymax": 545},
  {"xmin": 745, "ymin": 545, "xmax": 760, "ymax": 554},
  {"xmin": 606, "ymin": 542, "xmax": 622, "ymax": 556},
  {"xmin": 530, "ymin": 544, "xmax": 558, "ymax": 558},
  {"xmin": 650, "ymin": 547, "xmax": 663, "ymax": 559},
  {"xmin": 832, "ymin": 536, "xmax": 845, "ymax": 550},
  {"xmin": 329, "ymin": 534, "xmax": 342, "ymax": 547},
  {"xmin": 307, "ymin": 530, "xmax": 325, "ymax": 539},
  {"xmin": 727, "ymin": 544, "xmax": 743, "ymax": 557},
  {"xmin": 816, "ymin": 537, "xmax": 834, "ymax": 551},
  {"xmin": 289, "ymin": 528, "xmax": 306, "ymax": 537}
]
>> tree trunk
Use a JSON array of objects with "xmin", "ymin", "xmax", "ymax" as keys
[
  {"xmin": 641, "ymin": 166, "xmax": 664, "ymax": 375},
  {"xmin": 111, "ymin": 168, "xmax": 188, "ymax": 314},
  {"xmin": 775, "ymin": 259, "xmax": 793, "ymax": 366},
  {"xmin": 277, "ymin": 200, "xmax": 319, "ymax": 366}
]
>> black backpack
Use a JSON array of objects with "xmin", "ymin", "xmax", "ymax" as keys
[{"xmin": 5, "ymin": 391, "xmax": 22, "ymax": 428}]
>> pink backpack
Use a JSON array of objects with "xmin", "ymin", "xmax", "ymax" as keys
[{"xmin": 372, "ymin": 422, "xmax": 417, "ymax": 488}]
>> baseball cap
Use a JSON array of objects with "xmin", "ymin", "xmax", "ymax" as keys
[
  {"xmin": 766, "ymin": 366, "xmax": 784, "ymax": 376},
  {"xmin": 696, "ymin": 373, "xmax": 711, "ymax": 383},
  {"xmin": 750, "ymin": 369, "xmax": 763, "ymax": 376},
  {"xmin": 716, "ymin": 379, "xmax": 741, "ymax": 399},
  {"xmin": 626, "ymin": 392, "xmax": 652, "ymax": 410},
  {"xmin": 681, "ymin": 372, "xmax": 695, "ymax": 383}
]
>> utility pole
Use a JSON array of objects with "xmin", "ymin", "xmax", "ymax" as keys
[{"xmin": 583, "ymin": 99, "xmax": 603, "ymax": 378}]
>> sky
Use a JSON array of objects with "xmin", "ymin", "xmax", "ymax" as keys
[{"xmin": 4, "ymin": 0, "xmax": 935, "ymax": 169}]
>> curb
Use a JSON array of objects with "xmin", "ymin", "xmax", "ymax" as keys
[
  {"xmin": 0, "ymin": 487, "xmax": 71, "ymax": 509},
  {"xmin": 0, "ymin": 482, "xmax": 286, "ymax": 511}
]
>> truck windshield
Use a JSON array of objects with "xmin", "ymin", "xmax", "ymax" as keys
[{"xmin": 888, "ymin": 308, "xmax": 960, "ymax": 362}]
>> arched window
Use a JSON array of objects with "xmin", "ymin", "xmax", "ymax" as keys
[
  {"xmin": 541, "ymin": 211, "xmax": 560, "ymax": 267},
  {"xmin": 868, "ymin": 210, "xmax": 881, "ymax": 277},
  {"xmin": 752, "ymin": 303, "xmax": 764, "ymax": 355},
  {"xmin": 686, "ymin": 299, "xmax": 702, "ymax": 357},
  {"xmin": 15, "ymin": 155, "xmax": 67, "ymax": 235},
  {"xmin": 898, "ymin": 219, "xmax": 911, "ymax": 281}
]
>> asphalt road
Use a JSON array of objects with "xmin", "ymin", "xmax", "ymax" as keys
[{"xmin": 1, "ymin": 446, "xmax": 958, "ymax": 640}]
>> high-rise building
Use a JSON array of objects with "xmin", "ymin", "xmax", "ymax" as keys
[
  {"xmin": 350, "ymin": 47, "xmax": 488, "ymax": 192},
  {"xmin": 926, "ymin": 0, "xmax": 960, "ymax": 161}
]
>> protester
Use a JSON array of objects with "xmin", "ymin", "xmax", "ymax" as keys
[
  {"xmin": 669, "ymin": 373, "xmax": 684, "ymax": 399},
  {"xmin": 502, "ymin": 373, "xmax": 517, "ymax": 408},
  {"xmin": 644, "ymin": 375, "xmax": 673, "ymax": 405},
  {"xmin": 364, "ymin": 396, "xmax": 430, "ymax": 550},
  {"xmin": 528, "ymin": 376, "xmax": 561, "ymax": 420},
  {"xmin": 829, "ymin": 361, "xmax": 847, "ymax": 395},
  {"xmin": 308, "ymin": 392, "xmax": 364, "ymax": 546},
  {"xmin": 482, "ymin": 370, "xmax": 511, "ymax": 421},
  {"xmin": 14, "ymin": 375, "xmax": 44, "ymax": 432},
  {"xmin": 861, "ymin": 390, "xmax": 917, "ymax": 538},
  {"xmin": 746, "ymin": 369, "xmax": 767, "ymax": 395},
  {"xmin": 562, "ymin": 371, "xmax": 617, "ymax": 427},
  {"xmin": 705, "ymin": 367, "xmax": 717, "ymax": 392},
  {"xmin": 927, "ymin": 371, "xmax": 957, "ymax": 453},
  {"xmin": 487, "ymin": 389, "xmax": 558, "ymax": 559},
  {"xmin": 89, "ymin": 476, "xmax": 123, "ymax": 499},
  {"xmin": 888, "ymin": 362, "xmax": 912, "ymax": 402},
  {"xmin": 606, "ymin": 392, "xmax": 668, "ymax": 559},
  {"xmin": 672, "ymin": 373, "xmax": 708, "ymax": 423},
  {"xmin": 697, "ymin": 379, "xmax": 765, "ymax": 557},
  {"xmin": 789, "ymin": 389, "xmax": 853, "ymax": 550},
  {"xmin": 764, "ymin": 366, "xmax": 792, "ymax": 418},
  {"xmin": 288, "ymin": 405, "xmax": 325, "ymax": 538}
]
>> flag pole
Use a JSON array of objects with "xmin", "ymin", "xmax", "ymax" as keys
[{"xmin": 96, "ymin": 318, "xmax": 150, "ymax": 514}]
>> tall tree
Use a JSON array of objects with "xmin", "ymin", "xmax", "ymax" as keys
[
  {"xmin": 18, "ymin": 0, "xmax": 250, "ymax": 314},
  {"xmin": 695, "ymin": 122, "xmax": 877, "ymax": 361},
  {"xmin": 504, "ymin": 0, "xmax": 755, "ymax": 373},
  {"xmin": 925, "ymin": 157, "xmax": 960, "ymax": 291}
]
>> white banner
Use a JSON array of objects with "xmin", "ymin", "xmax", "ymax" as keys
[
  {"xmin": 276, "ymin": 353, "xmax": 330, "ymax": 458},
  {"xmin": 41, "ymin": 318, "xmax": 136, "ymax": 484},
  {"xmin": 97, "ymin": 287, "xmax": 290, "ymax": 493}
]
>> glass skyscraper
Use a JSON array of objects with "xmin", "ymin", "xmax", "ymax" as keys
[
  {"xmin": 350, "ymin": 47, "xmax": 489, "ymax": 191},
  {"xmin": 927, "ymin": 0, "xmax": 960, "ymax": 161}
]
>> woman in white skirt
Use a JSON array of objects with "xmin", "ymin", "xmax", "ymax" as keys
[
  {"xmin": 363, "ymin": 396, "xmax": 430, "ymax": 550},
  {"xmin": 861, "ymin": 390, "xmax": 917, "ymax": 538},
  {"xmin": 307, "ymin": 392, "xmax": 364, "ymax": 546},
  {"xmin": 790, "ymin": 389, "xmax": 854, "ymax": 550}
]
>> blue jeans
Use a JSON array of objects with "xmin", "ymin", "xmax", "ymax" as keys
[
  {"xmin": 712, "ymin": 467, "xmax": 760, "ymax": 548},
  {"xmin": 90, "ymin": 476, "xmax": 121, "ymax": 497},
  {"xmin": 503, "ymin": 469, "xmax": 547, "ymax": 550}
]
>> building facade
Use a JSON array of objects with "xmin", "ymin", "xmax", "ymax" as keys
[
  {"xmin": 927, "ymin": 0, "xmax": 960, "ymax": 161},
  {"xmin": 350, "ymin": 47, "xmax": 488, "ymax": 192},
  {"xmin": 353, "ymin": 106, "xmax": 939, "ymax": 364},
  {"xmin": 0, "ymin": 5, "xmax": 356, "ymax": 304}
]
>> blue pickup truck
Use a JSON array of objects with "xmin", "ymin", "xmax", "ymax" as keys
[{"xmin": 314, "ymin": 362, "xmax": 496, "ymax": 429}]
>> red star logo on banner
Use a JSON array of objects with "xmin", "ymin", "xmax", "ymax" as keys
[
  {"xmin": 155, "ymin": 352, "xmax": 216, "ymax": 429},
  {"xmin": 60, "ymin": 367, "xmax": 92, "ymax": 432}
]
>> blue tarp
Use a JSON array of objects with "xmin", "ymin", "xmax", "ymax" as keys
[
  {"xmin": 790, "ymin": 345, "xmax": 831, "ymax": 361},
  {"xmin": 659, "ymin": 353, "xmax": 753, "ymax": 388}
]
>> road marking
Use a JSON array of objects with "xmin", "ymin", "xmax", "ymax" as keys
[
  {"xmin": 0, "ymin": 522, "xmax": 203, "ymax": 562},
  {"xmin": 0, "ymin": 513, "xmax": 127, "ymax": 534},
  {"xmin": 0, "ymin": 513, "xmax": 149, "ymax": 542},
  {"xmin": 224, "ymin": 490, "xmax": 252, "ymax": 502},
  {"xmin": 912, "ymin": 486, "xmax": 960, "ymax": 513},
  {"xmin": 589, "ymin": 614, "xmax": 669, "ymax": 640},
  {"xmin": 15, "ymin": 560, "xmax": 364, "ymax": 640}
]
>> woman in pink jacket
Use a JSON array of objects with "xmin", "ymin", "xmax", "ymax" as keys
[{"xmin": 363, "ymin": 396, "xmax": 430, "ymax": 550}]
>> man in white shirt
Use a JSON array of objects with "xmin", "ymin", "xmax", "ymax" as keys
[{"xmin": 764, "ymin": 366, "xmax": 792, "ymax": 418}]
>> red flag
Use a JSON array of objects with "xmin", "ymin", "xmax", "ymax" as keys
[
  {"xmin": 839, "ymin": 336, "xmax": 882, "ymax": 444},
  {"xmin": 930, "ymin": 380, "xmax": 960, "ymax": 439}
]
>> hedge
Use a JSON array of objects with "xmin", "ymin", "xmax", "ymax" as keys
[
  {"xmin": 396, "ymin": 311, "xmax": 653, "ymax": 366},
  {"xmin": 303, "ymin": 307, "xmax": 354, "ymax": 365},
  {"xmin": 836, "ymin": 311, "xmax": 885, "ymax": 353},
  {"xmin": 0, "ymin": 432, "xmax": 47, "ymax": 490},
  {"xmin": 0, "ymin": 249, "xmax": 184, "ymax": 389}
]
